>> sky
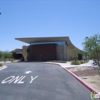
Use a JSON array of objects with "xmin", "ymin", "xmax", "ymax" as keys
[{"xmin": 0, "ymin": 0, "xmax": 100, "ymax": 51}]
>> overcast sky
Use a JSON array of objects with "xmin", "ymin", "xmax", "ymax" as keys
[{"xmin": 0, "ymin": 0, "xmax": 100, "ymax": 51}]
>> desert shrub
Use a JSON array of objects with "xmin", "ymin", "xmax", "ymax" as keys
[
  {"xmin": 80, "ymin": 60, "xmax": 84, "ymax": 64},
  {"xmin": 0, "ymin": 63, "xmax": 3, "ymax": 66},
  {"xmin": 10, "ymin": 58, "xmax": 14, "ymax": 62},
  {"xmin": 85, "ymin": 60, "xmax": 89, "ymax": 63},
  {"xmin": 71, "ymin": 60, "xmax": 80, "ymax": 65}
]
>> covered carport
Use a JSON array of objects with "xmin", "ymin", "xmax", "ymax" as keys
[{"xmin": 10, "ymin": 49, "xmax": 23, "ymax": 60}]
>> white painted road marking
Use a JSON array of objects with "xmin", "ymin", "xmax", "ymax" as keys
[
  {"xmin": 25, "ymin": 71, "xmax": 32, "ymax": 74},
  {"xmin": 9, "ymin": 76, "xmax": 26, "ymax": 84},
  {"xmin": 1, "ymin": 75, "xmax": 38, "ymax": 84},
  {"xmin": 30, "ymin": 76, "xmax": 38, "ymax": 83},
  {"xmin": 1, "ymin": 76, "xmax": 15, "ymax": 84}
]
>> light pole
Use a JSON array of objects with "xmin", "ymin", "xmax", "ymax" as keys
[
  {"xmin": 85, "ymin": 36, "xmax": 89, "ymax": 60},
  {"xmin": 85, "ymin": 37, "xmax": 88, "ymax": 41}
]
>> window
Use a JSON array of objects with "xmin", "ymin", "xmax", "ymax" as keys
[{"xmin": 30, "ymin": 41, "xmax": 67, "ymax": 46}]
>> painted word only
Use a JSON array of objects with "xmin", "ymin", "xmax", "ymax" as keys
[{"xmin": 1, "ymin": 76, "xmax": 38, "ymax": 84}]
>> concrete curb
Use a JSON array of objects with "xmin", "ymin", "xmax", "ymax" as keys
[
  {"xmin": 0, "ymin": 61, "xmax": 11, "ymax": 63},
  {"xmin": 0, "ymin": 65, "xmax": 7, "ymax": 71},
  {"xmin": 60, "ymin": 65, "xmax": 99, "ymax": 94}
]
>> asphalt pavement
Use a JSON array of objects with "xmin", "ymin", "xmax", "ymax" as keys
[{"xmin": 0, "ymin": 62, "xmax": 97, "ymax": 100}]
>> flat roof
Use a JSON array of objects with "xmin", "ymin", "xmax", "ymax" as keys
[
  {"xmin": 15, "ymin": 36, "xmax": 74, "ymax": 47},
  {"xmin": 10, "ymin": 49, "xmax": 22, "ymax": 53},
  {"xmin": 15, "ymin": 36, "xmax": 83, "ymax": 52},
  {"xmin": 15, "ymin": 37, "xmax": 69, "ymax": 43}
]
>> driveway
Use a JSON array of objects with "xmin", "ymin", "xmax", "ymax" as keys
[{"xmin": 0, "ymin": 62, "xmax": 95, "ymax": 100}]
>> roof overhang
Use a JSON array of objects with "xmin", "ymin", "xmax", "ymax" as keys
[
  {"xmin": 15, "ymin": 37, "xmax": 74, "ymax": 47},
  {"xmin": 10, "ymin": 49, "xmax": 22, "ymax": 53},
  {"xmin": 15, "ymin": 37, "xmax": 70, "ymax": 43},
  {"xmin": 15, "ymin": 36, "xmax": 83, "ymax": 52}
]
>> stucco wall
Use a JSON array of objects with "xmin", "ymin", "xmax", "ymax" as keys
[
  {"xmin": 66, "ymin": 47, "xmax": 82, "ymax": 60},
  {"xmin": 64, "ymin": 45, "xmax": 67, "ymax": 60},
  {"xmin": 22, "ymin": 46, "xmax": 27, "ymax": 61},
  {"xmin": 57, "ymin": 45, "xmax": 67, "ymax": 61}
]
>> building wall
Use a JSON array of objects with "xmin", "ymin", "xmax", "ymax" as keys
[
  {"xmin": 57, "ymin": 45, "xmax": 64, "ymax": 60},
  {"xmin": 66, "ymin": 47, "xmax": 71, "ymax": 60},
  {"xmin": 22, "ymin": 44, "xmax": 82, "ymax": 61},
  {"xmin": 27, "ymin": 44, "xmax": 68, "ymax": 61},
  {"xmin": 28, "ymin": 44, "xmax": 57, "ymax": 61},
  {"xmin": 56, "ymin": 45, "xmax": 67, "ymax": 61},
  {"xmin": 22, "ymin": 46, "xmax": 27, "ymax": 61},
  {"xmin": 64, "ymin": 45, "xmax": 67, "ymax": 60},
  {"xmin": 66, "ymin": 47, "xmax": 83, "ymax": 60}
]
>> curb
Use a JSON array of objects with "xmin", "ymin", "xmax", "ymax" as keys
[
  {"xmin": 0, "ymin": 61, "xmax": 11, "ymax": 63},
  {"xmin": 60, "ymin": 65, "xmax": 99, "ymax": 94},
  {"xmin": 0, "ymin": 65, "xmax": 7, "ymax": 71}
]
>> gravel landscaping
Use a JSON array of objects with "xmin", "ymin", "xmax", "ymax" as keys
[
  {"xmin": 67, "ymin": 67, "xmax": 100, "ymax": 76},
  {"xmin": 67, "ymin": 67, "xmax": 100, "ymax": 91}
]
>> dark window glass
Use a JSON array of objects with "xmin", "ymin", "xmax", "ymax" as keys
[{"xmin": 30, "ymin": 41, "xmax": 67, "ymax": 46}]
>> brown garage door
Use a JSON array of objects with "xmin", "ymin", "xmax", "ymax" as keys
[{"xmin": 28, "ymin": 44, "xmax": 57, "ymax": 61}]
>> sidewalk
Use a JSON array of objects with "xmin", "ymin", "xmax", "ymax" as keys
[{"xmin": 46, "ymin": 60, "xmax": 99, "ymax": 68}]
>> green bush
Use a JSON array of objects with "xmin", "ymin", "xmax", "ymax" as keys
[
  {"xmin": 0, "ymin": 63, "xmax": 3, "ymax": 66},
  {"xmin": 0, "ymin": 51, "xmax": 13, "ymax": 61},
  {"xmin": 71, "ymin": 60, "xmax": 89, "ymax": 65},
  {"xmin": 80, "ymin": 60, "xmax": 84, "ymax": 64},
  {"xmin": 71, "ymin": 60, "xmax": 80, "ymax": 65}
]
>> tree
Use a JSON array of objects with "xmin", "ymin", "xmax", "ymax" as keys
[
  {"xmin": 0, "ymin": 51, "xmax": 13, "ymax": 61},
  {"xmin": 82, "ymin": 34, "xmax": 100, "ymax": 67},
  {"xmin": 0, "ymin": 51, "xmax": 2, "ymax": 58}
]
